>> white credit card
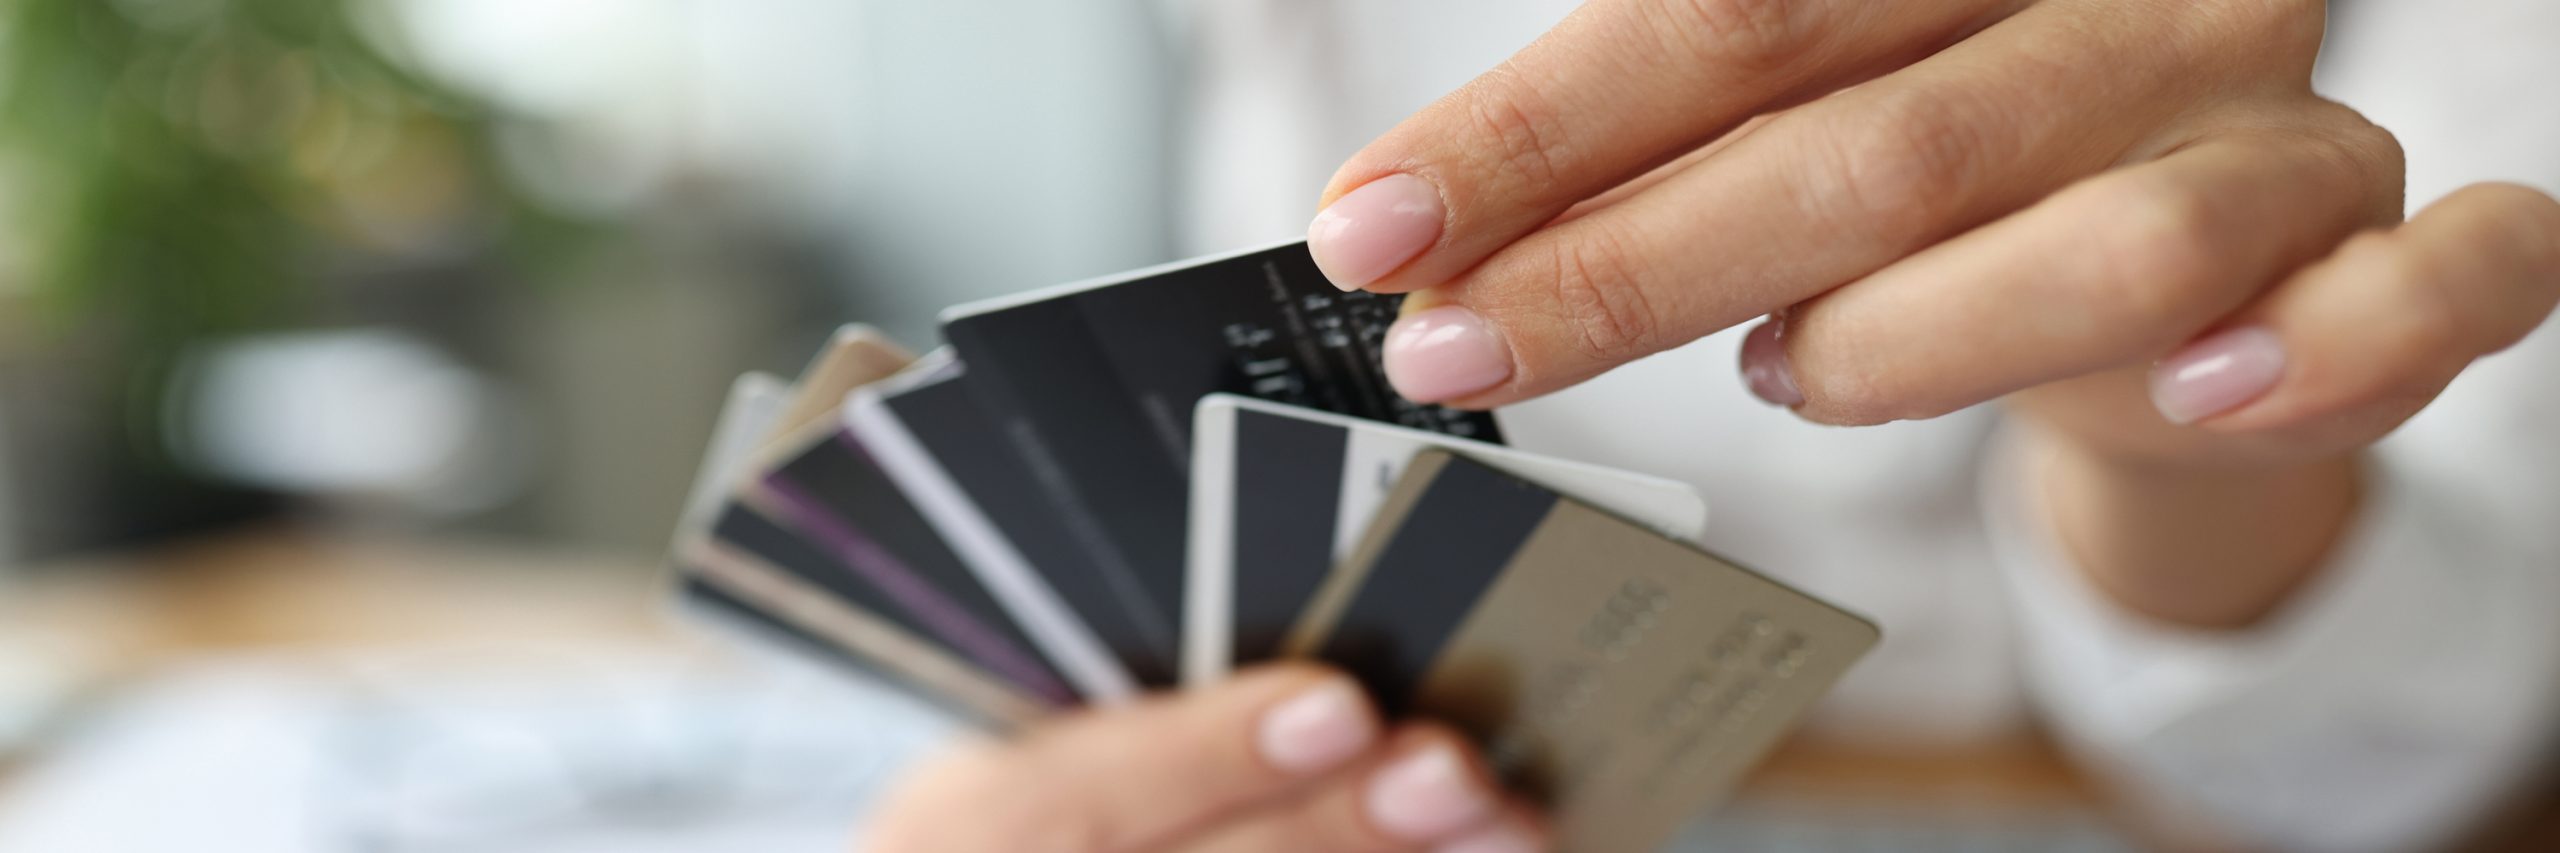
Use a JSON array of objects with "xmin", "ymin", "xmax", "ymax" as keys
[
  {"xmin": 1182, "ymin": 394, "xmax": 1709, "ymax": 686},
  {"xmin": 673, "ymin": 370, "xmax": 791, "ymax": 544}
]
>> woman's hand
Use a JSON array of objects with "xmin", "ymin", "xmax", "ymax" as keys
[
  {"xmin": 860, "ymin": 665, "xmax": 1546, "ymax": 853},
  {"xmin": 1312, "ymin": 0, "xmax": 2560, "ymax": 626}
]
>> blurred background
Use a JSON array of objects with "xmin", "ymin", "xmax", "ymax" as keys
[
  {"xmin": 0, "ymin": 1, "xmax": 1193, "ymax": 850},
  {"xmin": 0, "ymin": 1, "xmax": 2542, "ymax": 852},
  {"xmin": 0, "ymin": 0, "xmax": 1199, "ymax": 565}
]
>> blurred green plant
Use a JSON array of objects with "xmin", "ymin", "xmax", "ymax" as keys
[
  {"xmin": 0, "ymin": 0, "xmax": 554, "ymax": 362},
  {"xmin": 0, "ymin": 0, "xmax": 588, "ymax": 545}
]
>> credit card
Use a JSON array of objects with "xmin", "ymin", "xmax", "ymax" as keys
[
  {"xmin": 665, "ymin": 370, "xmax": 1036, "ymax": 725},
  {"xmin": 669, "ymin": 372, "xmax": 888, "ymax": 680},
  {"xmin": 1184, "ymin": 395, "xmax": 1710, "ymax": 685},
  {"xmin": 767, "ymin": 325, "xmax": 916, "ymax": 442},
  {"xmin": 848, "ymin": 350, "xmax": 1149, "ymax": 698},
  {"xmin": 683, "ymin": 528, "xmax": 1046, "ymax": 727},
  {"xmin": 670, "ymin": 371, "xmax": 793, "ymax": 553},
  {"xmin": 737, "ymin": 420, "xmax": 1082, "ymax": 707},
  {"xmin": 1288, "ymin": 450, "xmax": 1878, "ymax": 853},
  {"xmin": 941, "ymin": 240, "xmax": 1501, "ymax": 675},
  {"xmin": 667, "ymin": 324, "xmax": 912, "ymax": 568},
  {"xmin": 667, "ymin": 332, "xmax": 1055, "ymax": 725}
]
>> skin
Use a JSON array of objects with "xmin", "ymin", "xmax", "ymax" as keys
[
  {"xmin": 871, "ymin": 2, "xmax": 2560, "ymax": 847},
  {"xmin": 1315, "ymin": 0, "xmax": 2560, "ymax": 628},
  {"xmin": 859, "ymin": 665, "xmax": 1548, "ymax": 853}
]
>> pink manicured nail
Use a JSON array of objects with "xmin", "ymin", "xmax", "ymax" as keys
[
  {"xmin": 1384, "ymin": 305, "xmax": 1513, "ymax": 402},
  {"xmin": 1308, "ymin": 174, "xmax": 1446, "ymax": 290},
  {"xmin": 1256, "ymin": 678, "xmax": 1378, "ymax": 774},
  {"xmin": 1366, "ymin": 744, "xmax": 1497, "ymax": 841},
  {"xmin": 1738, "ymin": 316, "xmax": 1803, "ymax": 408},
  {"xmin": 1434, "ymin": 823, "xmax": 1545, "ymax": 853},
  {"xmin": 2150, "ymin": 326, "xmax": 2286, "ymax": 425}
]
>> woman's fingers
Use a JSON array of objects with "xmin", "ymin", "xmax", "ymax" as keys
[
  {"xmin": 1307, "ymin": 0, "xmax": 2021, "ymax": 292},
  {"xmin": 2167, "ymin": 181, "xmax": 2560, "ymax": 435},
  {"xmin": 863, "ymin": 664, "xmax": 1382, "ymax": 853},
  {"xmin": 1378, "ymin": 0, "xmax": 2288, "ymax": 407},
  {"xmin": 1759, "ymin": 112, "xmax": 2401, "ymax": 425},
  {"xmin": 861, "ymin": 666, "xmax": 1551, "ymax": 853},
  {"xmin": 1178, "ymin": 726, "xmax": 1540, "ymax": 853}
]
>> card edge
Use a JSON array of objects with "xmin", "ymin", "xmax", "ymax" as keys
[
  {"xmin": 847, "ymin": 381, "xmax": 1142, "ymax": 703},
  {"xmin": 1181, "ymin": 395, "xmax": 1242, "ymax": 686}
]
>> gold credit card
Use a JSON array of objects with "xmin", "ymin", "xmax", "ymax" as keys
[
  {"xmin": 766, "ymin": 325, "xmax": 917, "ymax": 447},
  {"xmin": 1289, "ymin": 449, "xmax": 1879, "ymax": 853}
]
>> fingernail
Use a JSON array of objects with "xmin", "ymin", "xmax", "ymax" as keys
[
  {"xmin": 1308, "ymin": 173, "xmax": 1445, "ymax": 290},
  {"xmin": 1366, "ymin": 744, "xmax": 1497, "ymax": 841},
  {"xmin": 1384, "ymin": 305, "xmax": 1513, "ymax": 402},
  {"xmin": 2150, "ymin": 326, "xmax": 2286, "ymax": 425},
  {"xmin": 1739, "ymin": 316, "xmax": 1803, "ymax": 408},
  {"xmin": 1257, "ymin": 678, "xmax": 1378, "ymax": 775},
  {"xmin": 1435, "ymin": 823, "xmax": 1545, "ymax": 853}
]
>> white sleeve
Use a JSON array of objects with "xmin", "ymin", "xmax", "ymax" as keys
[{"xmin": 1982, "ymin": 341, "xmax": 2560, "ymax": 852}]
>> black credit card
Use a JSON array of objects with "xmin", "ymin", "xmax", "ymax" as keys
[
  {"xmin": 857, "ymin": 359, "xmax": 1178, "ymax": 687},
  {"xmin": 940, "ymin": 240, "xmax": 1502, "ymax": 673},
  {"xmin": 739, "ymin": 429, "xmax": 1082, "ymax": 707}
]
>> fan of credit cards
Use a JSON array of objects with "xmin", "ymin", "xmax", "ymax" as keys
[{"xmin": 667, "ymin": 240, "xmax": 1879, "ymax": 852}]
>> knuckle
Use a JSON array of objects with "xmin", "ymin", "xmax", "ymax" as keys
[
  {"xmin": 2293, "ymin": 102, "xmax": 2407, "ymax": 217},
  {"xmin": 2348, "ymin": 232, "xmax": 2466, "ymax": 362},
  {"xmin": 2084, "ymin": 177, "xmax": 2233, "ymax": 333},
  {"xmin": 2332, "ymin": 108, "xmax": 2405, "ymax": 176},
  {"xmin": 1541, "ymin": 224, "xmax": 1665, "ymax": 363},
  {"xmin": 2376, "ymin": 294, "xmax": 2463, "ymax": 367},
  {"xmin": 2195, "ymin": 0, "xmax": 2328, "ymax": 72},
  {"xmin": 2343, "ymin": 121, "xmax": 2408, "ymax": 212},
  {"xmin": 1647, "ymin": 0, "xmax": 1817, "ymax": 72},
  {"xmin": 1808, "ymin": 87, "xmax": 1983, "ymax": 238},
  {"xmin": 1460, "ymin": 69, "xmax": 1574, "ymax": 194}
]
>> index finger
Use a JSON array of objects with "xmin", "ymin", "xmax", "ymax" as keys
[{"xmin": 1307, "ymin": 0, "xmax": 2022, "ymax": 293}]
